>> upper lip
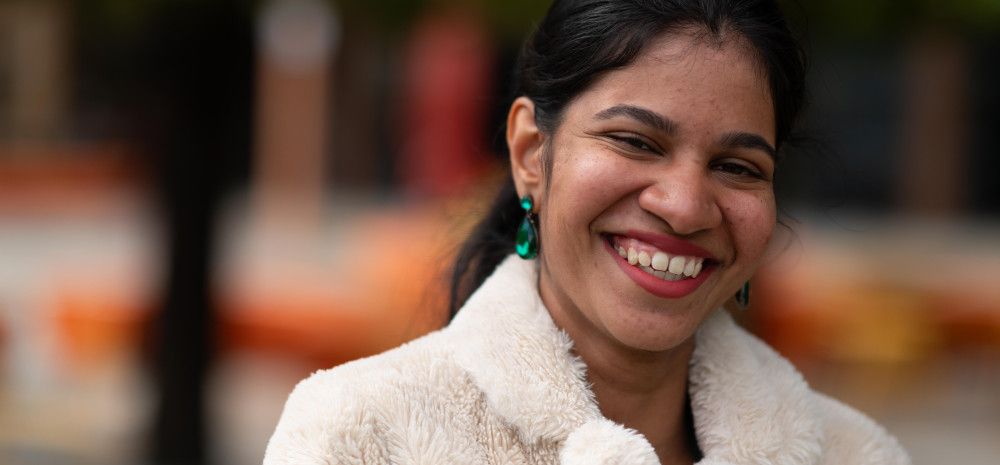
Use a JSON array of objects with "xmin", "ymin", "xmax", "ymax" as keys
[{"xmin": 614, "ymin": 229, "xmax": 719, "ymax": 261}]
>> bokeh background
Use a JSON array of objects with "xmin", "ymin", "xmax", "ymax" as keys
[{"xmin": 0, "ymin": 0, "xmax": 998, "ymax": 464}]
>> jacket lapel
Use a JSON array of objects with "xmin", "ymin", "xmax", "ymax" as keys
[
  {"xmin": 448, "ymin": 256, "xmax": 822, "ymax": 465},
  {"xmin": 449, "ymin": 257, "xmax": 601, "ymax": 444},
  {"xmin": 689, "ymin": 310, "xmax": 823, "ymax": 465}
]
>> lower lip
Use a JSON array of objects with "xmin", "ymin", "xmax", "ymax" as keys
[{"xmin": 603, "ymin": 239, "xmax": 715, "ymax": 299}]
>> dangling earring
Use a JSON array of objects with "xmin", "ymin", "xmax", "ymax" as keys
[
  {"xmin": 735, "ymin": 280, "xmax": 751, "ymax": 309},
  {"xmin": 515, "ymin": 195, "xmax": 539, "ymax": 259}
]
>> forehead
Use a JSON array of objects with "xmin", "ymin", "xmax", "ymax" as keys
[{"xmin": 568, "ymin": 29, "xmax": 775, "ymax": 141}]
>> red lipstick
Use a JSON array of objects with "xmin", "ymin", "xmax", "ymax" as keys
[
  {"xmin": 603, "ymin": 233, "xmax": 717, "ymax": 299},
  {"xmin": 623, "ymin": 229, "xmax": 717, "ymax": 259}
]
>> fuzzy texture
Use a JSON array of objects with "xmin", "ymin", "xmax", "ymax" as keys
[
  {"xmin": 264, "ymin": 256, "xmax": 911, "ymax": 465},
  {"xmin": 560, "ymin": 419, "xmax": 660, "ymax": 465}
]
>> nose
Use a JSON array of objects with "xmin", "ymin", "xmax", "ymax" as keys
[{"xmin": 637, "ymin": 164, "xmax": 722, "ymax": 235}]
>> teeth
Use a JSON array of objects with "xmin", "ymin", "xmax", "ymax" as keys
[
  {"xmin": 683, "ymin": 259, "xmax": 696, "ymax": 277},
  {"xmin": 636, "ymin": 264, "xmax": 685, "ymax": 281},
  {"xmin": 668, "ymin": 256, "xmax": 686, "ymax": 274},
  {"xmin": 615, "ymin": 239, "xmax": 709, "ymax": 282},
  {"xmin": 659, "ymin": 268, "xmax": 686, "ymax": 281},
  {"xmin": 650, "ymin": 252, "xmax": 669, "ymax": 271}
]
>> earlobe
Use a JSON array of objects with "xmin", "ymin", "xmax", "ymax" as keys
[{"xmin": 507, "ymin": 96, "xmax": 546, "ymax": 199}]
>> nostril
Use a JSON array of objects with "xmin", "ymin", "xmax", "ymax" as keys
[{"xmin": 637, "ymin": 183, "xmax": 723, "ymax": 236}]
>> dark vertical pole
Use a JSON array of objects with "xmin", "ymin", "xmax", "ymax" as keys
[
  {"xmin": 150, "ymin": 151, "xmax": 217, "ymax": 465},
  {"xmin": 135, "ymin": 2, "xmax": 254, "ymax": 464}
]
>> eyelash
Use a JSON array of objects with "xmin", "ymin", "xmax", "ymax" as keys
[
  {"xmin": 607, "ymin": 134, "xmax": 657, "ymax": 153},
  {"xmin": 713, "ymin": 161, "xmax": 765, "ymax": 180},
  {"xmin": 606, "ymin": 133, "xmax": 768, "ymax": 181}
]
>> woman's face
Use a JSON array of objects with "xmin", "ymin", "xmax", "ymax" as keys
[{"xmin": 511, "ymin": 30, "xmax": 777, "ymax": 352}]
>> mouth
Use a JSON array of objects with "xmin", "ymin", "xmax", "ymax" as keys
[{"xmin": 602, "ymin": 233, "xmax": 719, "ymax": 299}]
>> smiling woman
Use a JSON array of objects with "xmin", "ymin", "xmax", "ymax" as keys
[
  {"xmin": 264, "ymin": 1, "xmax": 911, "ymax": 465},
  {"xmin": 511, "ymin": 29, "xmax": 779, "ymax": 357}
]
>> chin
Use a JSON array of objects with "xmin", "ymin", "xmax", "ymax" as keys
[{"xmin": 602, "ymin": 308, "xmax": 702, "ymax": 353}]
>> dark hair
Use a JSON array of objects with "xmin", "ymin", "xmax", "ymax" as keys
[{"xmin": 448, "ymin": 0, "xmax": 807, "ymax": 319}]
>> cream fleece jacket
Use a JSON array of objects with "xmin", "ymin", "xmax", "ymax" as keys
[{"xmin": 264, "ymin": 256, "xmax": 910, "ymax": 465}]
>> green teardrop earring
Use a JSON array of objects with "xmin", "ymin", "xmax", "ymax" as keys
[
  {"xmin": 735, "ymin": 280, "xmax": 751, "ymax": 309},
  {"xmin": 515, "ymin": 195, "xmax": 539, "ymax": 259}
]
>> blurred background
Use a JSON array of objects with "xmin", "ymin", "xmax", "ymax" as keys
[{"xmin": 0, "ymin": 0, "xmax": 997, "ymax": 464}]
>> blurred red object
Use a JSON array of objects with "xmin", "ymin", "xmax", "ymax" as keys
[{"xmin": 398, "ymin": 10, "xmax": 496, "ymax": 197}]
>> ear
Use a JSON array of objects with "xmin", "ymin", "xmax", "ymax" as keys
[{"xmin": 507, "ymin": 96, "xmax": 546, "ymax": 205}]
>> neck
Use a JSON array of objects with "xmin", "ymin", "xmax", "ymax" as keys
[
  {"xmin": 583, "ymin": 338, "xmax": 697, "ymax": 465},
  {"xmin": 539, "ymin": 273, "xmax": 700, "ymax": 465}
]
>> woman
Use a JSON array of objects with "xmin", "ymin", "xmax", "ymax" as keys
[{"xmin": 265, "ymin": 1, "xmax": 910, "ymax": 464}]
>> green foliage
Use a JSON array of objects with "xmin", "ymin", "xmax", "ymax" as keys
[
  {"xmin": 783, "ymin": 0, "xmax": 1000, "ymax": 38},
  {"xmin": 335, "ymin": 0, "xmax": 549, "ymax": 39},
  {"xmin": 335, "ymin": 0, "xmax": 428, "ymax": 35},
  {"xmin": 467, "ymin": 0, "xmax": 552, "ymax": 38},
  {"xmin": 76, "ymin": 0, "xmax": 259, "ymax": 37}
]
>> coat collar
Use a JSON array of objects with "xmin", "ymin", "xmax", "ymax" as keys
[{"xmin": 448, "ymin": 256, "xmax": 823, "ymax": 465}]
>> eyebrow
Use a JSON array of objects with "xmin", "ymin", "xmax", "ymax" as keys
[
  {"xmin": 594, "ymin": 104, "xmax": 776, "ymax": 159},
  {"xmin": 718, "ymin": 132, "xmax": 777, "ymax": 159},
  {"xmin": 594, "ymin": 104, "xmax": 677, "ymax": 135}
]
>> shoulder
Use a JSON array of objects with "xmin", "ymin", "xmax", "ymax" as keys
[
  {"xmin": 741, "ymin": 332, "xmax": 912, "ymax": 465},
  {"xmin": 263, "ymin": 329, "xmax": 476, "ymax": 465},
  {"xmin": 738, "ymin": 327, "xmax": 911, "ymax": 464},
  {"xmin": 692, "ymin": 311, "xmax": 910, "ymax": 465},
  {"xmin": 810, "ymin": 392, "xmax": 912, "ymax": 465}
]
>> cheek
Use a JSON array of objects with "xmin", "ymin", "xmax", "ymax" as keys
[
  {"xmin": 722, "ymin": 191, "xmax": 776, "ymax": 259},
  {"xmin": 539, "ymin": 150, "xmax": 627, "ymax": 272},
  {"xmin": 546, "ymin": 150, "xmax": 621, "ymax": 226}
]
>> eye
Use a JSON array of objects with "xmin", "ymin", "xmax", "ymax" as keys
[
  {"xmin": 607, "ymin": 134, "xmax": 657, "ymax": 152},
  {"xmin": 712, "ymin": 159, "xmax": 767, "ymax": 180}
]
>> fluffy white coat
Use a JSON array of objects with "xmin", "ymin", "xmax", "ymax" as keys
[{"xmin": 264, "ymin": 256, "xmax": 910, "ymax": 465}]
